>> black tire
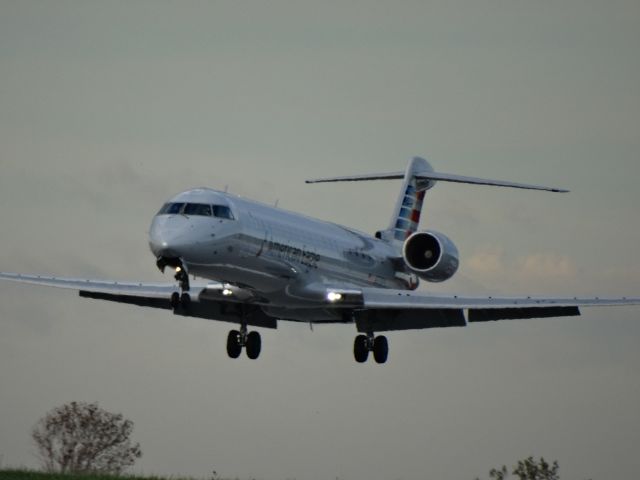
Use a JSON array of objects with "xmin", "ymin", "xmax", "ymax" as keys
[
  {"xmin": 170, "ymin": 292, "xmax": 180, "ymax": 310},
  {"xmin": 373, "ymin": 335, "xmax": 388, "ymax": 364},
  {"xmin": 226, "ymin": 330, "xmax": 242, "ymax": 359},
  {"xmin": 245, "ymin": 331, "xmax": 262, "ymax": 360},
  {"xmin": 353, "ymin": 335, "xmax": 369, "ymax": 363},
  {"xmin": 180, "ymin": 292, "xmax": 191, "ymax": 310}
]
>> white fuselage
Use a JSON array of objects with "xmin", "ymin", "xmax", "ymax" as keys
[{"xmin": 148, "ymin": 189, "xmax": 412, "ymax": 312}]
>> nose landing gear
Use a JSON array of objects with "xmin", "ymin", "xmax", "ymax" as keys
[
  {"xmin": 174, "ymin": 264, "xmax": 190, "ymax": 293},
  {"xmin": 170, "ymin": 291, "xmax": 192, "ymax": 311},
  {"xmin": 353, "ymin": 333, "xmax": 388, "ymax": 364},
  {"xmin": 226, "ymin": 324, "xmax": 262, "ymax": 360},
  {"xmin": 161, "ymin": 257, "xmax": 191, "ymax": 312},
  {"xmin": 156, "ymin": 256, "xmax": 190, "ymax": 292}
]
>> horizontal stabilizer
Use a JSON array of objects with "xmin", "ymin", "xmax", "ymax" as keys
[
  {"xmin": 306, "ymin": 157, "xmax": 569, "ymax": 193},
  {"xmin": 306, "ymin": 172, "xmax": 405, "ymax": 184},
  {"xmin": 414, "ymin": 171, "xmax": 568, "ymax": 193}
]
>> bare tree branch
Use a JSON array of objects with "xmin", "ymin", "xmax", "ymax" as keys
[{"xmin": 31, "ymin": 401, "xmax": 142, "ymax": 474}]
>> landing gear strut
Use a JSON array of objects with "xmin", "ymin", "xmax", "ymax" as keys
[
  {"xmin": 167, "ymin": 260, "xmax": 191, "ymax": 311},
  {"xmin": 353, "ymin": 333, "xmax": 388, "ymax": 364},
  {"xmin": 226, "ymin": 324, "xmax": 262, "ymax": 360},
  {"xmin": 174, "ymin": 264, "xmax": 190, "ymax": 292},
  {"xmin": 157, "ymin": 256, "xmax": 190, "ymax": 293}
]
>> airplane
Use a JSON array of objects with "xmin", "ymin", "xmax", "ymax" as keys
[{"xmin": 1, "ymin": 156, "xmax": 639, "ymax": 363}]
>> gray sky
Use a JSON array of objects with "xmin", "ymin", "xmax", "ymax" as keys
[{"xmin": 1, "ymin": 1, "xmax": 639, "ymax": 479}]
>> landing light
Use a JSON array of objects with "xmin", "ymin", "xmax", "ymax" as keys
[
  {"xmin": 222, "ymin": 288, "xmax": 233, "ymax": 297},
  {"xmin": 175, "ymin": 266, "xmax": 182, "ymax": 273},
  {"xmin": 327, "ymin": 291, "xmax": 343, "ymax": 302}
]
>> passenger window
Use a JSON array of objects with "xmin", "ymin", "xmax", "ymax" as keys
[
  {"xmin": 183, "ymin": 203, "xmax": 212, "ymax": 216},
  {"xmin": 213, "ymin": 205, "xmax": 234, "ymax": 220}
]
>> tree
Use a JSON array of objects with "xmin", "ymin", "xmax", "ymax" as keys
[
  {"xmin": 513, "ymin": 457, "xmax": 559, "ymax": 480},
  {"xmin": 477, "ymin": 457, "xmax": 560, "ymax": 480},
  {"xmin": 32, "ymin": 401, "xmax": 142, "ymax": 474}
]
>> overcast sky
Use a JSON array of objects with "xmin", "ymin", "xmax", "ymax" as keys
[{"xmin": 1, "ymin": 1, "xmax": 639, "ymax": 479}]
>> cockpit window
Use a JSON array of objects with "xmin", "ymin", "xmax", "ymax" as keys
[
  {"xmin": 157, "ymin": 202, "xmax": 234, "ymax": 219},
  {"xmin": 213, "ymin": 205, "xmax": 234, "ymax": 219},
  {"xmin": 158, "ymin": 202, "xmax": 185, "ymax": 215},
  {"xmin": 183, "ymin": 203, "xmax": 212, "ymax": 216}
]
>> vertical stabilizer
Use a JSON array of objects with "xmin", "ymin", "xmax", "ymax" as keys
[
  {"xmin": 306, "ymin": 155, "xmax": 569, "ymax": 245},
  {"xmin": 384, "ymin": 157, "xmax": 435, "ymax": 243}
]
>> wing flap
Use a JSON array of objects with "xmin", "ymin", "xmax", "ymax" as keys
[
  {"xmin": 468, "ymin": 306, "xmax": 581, "ymax": 322},
  {"xmin": 355, "ymin": 308, "xmax": 466, "ymax": 332},
  {"xmin": 79, "ymin": 291, "xmax": 173, "ymax": 309},
  {"xmin": 79, "ymin": 290, "xmax": 277, "ymax": 328}
]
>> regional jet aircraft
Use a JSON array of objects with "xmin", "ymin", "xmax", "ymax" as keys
[{"xmin": 2, "ymin": 157, "xmax": 638, "ymax": 363}]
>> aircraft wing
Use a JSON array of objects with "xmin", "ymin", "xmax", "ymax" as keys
[
  {"xmin": 3, "ymin": 272, "xmax": 638, "ymax": 333},
  {"xmin": 0, "ymin": 271, "xmax": 182, "ymax": 298},
  {"xmin": 345, "ymin": 287, "xmax": 640, "ymax": 332},
  {"xmin": 0, "ymin": 272, "xmax": 277, "ymax": 329},
  {"xmin": 360, "ymin": 288, "xmax": 640, "ymax": 310}
]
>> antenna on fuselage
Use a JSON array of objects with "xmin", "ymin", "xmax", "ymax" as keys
[
  {"xmin": 224, "ymin": 185, "xmax": 229, "ymax": 193},
  {"xmin": 274, "ymin": 199, "xmax": 279, "ymax": 207}
]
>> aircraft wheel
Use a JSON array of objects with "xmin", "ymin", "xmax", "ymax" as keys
[
  {"xmin": 245, "ymin": 331, "xmax": 262, "ymax": 360},
  {"xmin": 353, "ymin": 335, "xmax": 369, "ymax": 363},
  {"xmin": 226, "ymin": 330, "xmax": 242, "ymax": 359},
  {"xmin": 373, "ymin": 335, "xmax": 388, "ymax": 364},
  {"xmin": 170, "ymin": 292, "xmax": 180, "ymax": 310},
  {"xmin": 180, "ymin": 292, "xmax": 191, "ymax": 310}
]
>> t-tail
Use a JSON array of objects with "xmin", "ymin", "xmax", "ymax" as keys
[
  {"xmin": 306, "ymin": 156, "xmax": 568, "ymax": 244},
  {"xmin": 385, "ymin": 156, "xmax": 434, "ymax": 242}
]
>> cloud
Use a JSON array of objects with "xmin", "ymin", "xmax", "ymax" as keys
[
  {"xmin": 466, "ymin": 248, "xmax": 505, "ymax": 276},
  {"xmin": 516, "ymin": 253, "xmax": 577, "ymax": 278},
  {"xmin": 467, "ymin": 249, "xmax": 577, "ymax": 286}
]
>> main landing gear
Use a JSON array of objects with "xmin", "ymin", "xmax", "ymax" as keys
[
  {"xmin": 227, "ymin": 325, "xmax": 262, "ymax": 360},
  {"xmin": 354, "ymin": 333, "xmax": 388, "ymax": 364}
]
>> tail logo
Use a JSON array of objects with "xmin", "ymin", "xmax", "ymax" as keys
[{"xmin": 393, "ymin": 181, "xmax": 426, "ymax": 241}]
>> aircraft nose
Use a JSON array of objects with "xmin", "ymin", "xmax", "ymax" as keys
[{"xmin": 149, "ymin": 217, "xmax": 189, "ymax": 258}]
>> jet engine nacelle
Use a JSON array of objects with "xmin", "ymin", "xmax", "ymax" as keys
[{"xmin": 402, "ymin": 230, "xmax": 459, "ymax": 282}]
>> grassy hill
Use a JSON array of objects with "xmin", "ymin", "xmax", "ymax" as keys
[{"xmin": 0, "ymin": 471, "xmax": 198, "ymax": 480}]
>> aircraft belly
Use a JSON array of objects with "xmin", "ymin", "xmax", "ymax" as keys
[
  {"xmin": 261, "ymin": 306, "xmax": 347, "ymax": 323},
  {"xmin": 188, "ymin": 261, "xmax": 290, "ymax": 292}
]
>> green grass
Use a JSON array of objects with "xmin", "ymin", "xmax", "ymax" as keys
[{"xmin": 0, "ymin": 471, "xmax": 199, "ymax": 480}]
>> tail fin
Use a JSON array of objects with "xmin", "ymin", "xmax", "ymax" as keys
[
  {"xmin": 386, "ymin": 157, "xmax": 434, "ymax": 242},
  {"xmin": 306, "ymin": 155, "xmax": 569, "ymax": 243}
]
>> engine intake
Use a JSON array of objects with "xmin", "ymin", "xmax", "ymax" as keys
[{"xmin": 402, "ymin": 231, "xmax": 459, "ymax": 282}]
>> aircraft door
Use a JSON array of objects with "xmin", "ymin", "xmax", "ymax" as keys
[{"xmin": 247, "ymin": 212, "xmax": 271, "ymax": 259}]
